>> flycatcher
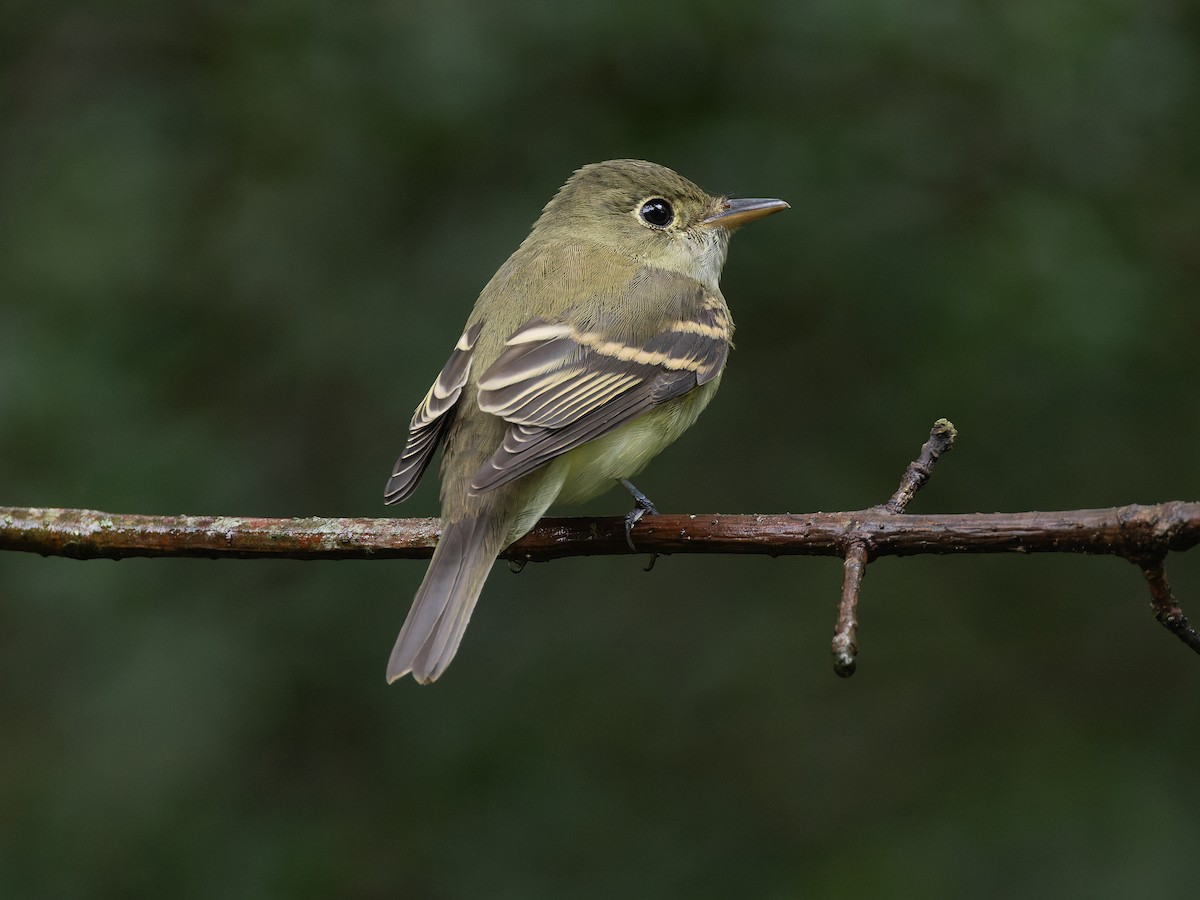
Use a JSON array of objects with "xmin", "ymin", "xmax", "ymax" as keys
[{"xmin": 384, "ymin": 159, "xmax": 787, "ymax": 683}]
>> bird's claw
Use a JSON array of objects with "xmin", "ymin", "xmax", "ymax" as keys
[{"xmin": 620, "ymin": 478, "xmax": 659, "ymax": 552}]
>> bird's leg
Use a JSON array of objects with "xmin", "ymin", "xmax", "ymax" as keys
[{"xmin": 619, "ymin": 478, "xmax": 659, "ymax": 553}]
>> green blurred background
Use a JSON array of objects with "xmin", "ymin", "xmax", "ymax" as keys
[{"xmin": 2, "ymin": 1, "xmax": 1198, "ymax": 897}]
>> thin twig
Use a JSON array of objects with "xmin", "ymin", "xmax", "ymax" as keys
[
  {"xmin": 1137, "ymin": 556, "xmax": 1200, "ymax": 654},
  {"xmin": 831, "ymin": 419, "xmax": 959, "ymax": 676},
  {"xmin": 833, "ymin": 544, "xmax": 868, "ymax": 677},
  {"xmin": 885, "ymin": 418, "xmax": 957, "ymax": 514}
]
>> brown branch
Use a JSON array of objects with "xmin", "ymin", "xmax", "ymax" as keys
[
  {"xmin": 4, "ymin": 503, "xmax": 1198, "ymax": 561},
  {"xmin": 2, "ymin": 418, "xmax": 1198, "ymax": 670}
]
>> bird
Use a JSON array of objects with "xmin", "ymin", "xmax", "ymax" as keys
[{"xmin": 383, "ymin": 159, "xmax": 787, "ymax": 683}]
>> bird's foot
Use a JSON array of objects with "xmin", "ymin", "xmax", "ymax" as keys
[{"xmin": 620, "ymin": 478, "xmax": 659, "ymax": 553}]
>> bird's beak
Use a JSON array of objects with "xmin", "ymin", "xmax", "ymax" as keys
[{"xmin": 700, "ymin": 197, "xmax": 790, "ymax": 229}]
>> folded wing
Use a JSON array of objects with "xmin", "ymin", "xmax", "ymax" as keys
[{"xmin": 471, "ymin": 286, "xmax": 730, "ymax": 493}]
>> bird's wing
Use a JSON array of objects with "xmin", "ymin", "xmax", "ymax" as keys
[
  {"xmin": 384, "ymin": 322, "xmax": 483, "ymax": 504},
  {"xmin": 470, "ymin": 287, "xmax": 730, "ymax": 493}
]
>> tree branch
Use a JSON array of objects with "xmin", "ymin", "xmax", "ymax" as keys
[
  {"xmin": 4, "ymin": 502, "xmax": 1197, "ymax": 562},
  {"xmin": 3, "ymin": 420, "xmax": 1198, "ymax": 670}
]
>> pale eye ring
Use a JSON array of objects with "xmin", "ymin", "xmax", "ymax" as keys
[{"xmin": 639, "ymin": 198, "xmax": 674, "ymax": 228}]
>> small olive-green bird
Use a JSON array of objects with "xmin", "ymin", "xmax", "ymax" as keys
[{"xmin": 384, "ymin": 159, "xmax": 787, "ymax": 683}]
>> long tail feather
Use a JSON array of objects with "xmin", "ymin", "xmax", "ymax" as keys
[{"xmin": 386, "ymin": 516, "xmax": 504, "ymax": 684}]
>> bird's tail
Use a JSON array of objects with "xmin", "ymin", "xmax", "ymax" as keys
[{"xmin": 386, "ymin": 515, "xmax": 505, "ymax": 684}]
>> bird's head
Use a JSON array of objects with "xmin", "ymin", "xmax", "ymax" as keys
[{"xmin": 530, "ymin": 159, "xmax": 788, "ymax": 290}]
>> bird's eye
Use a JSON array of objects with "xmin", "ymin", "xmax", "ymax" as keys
[{"xmin": 639, "ymin": 198, "xmax": 675, "ymax": 228}]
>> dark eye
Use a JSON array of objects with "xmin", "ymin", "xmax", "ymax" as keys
[{"xmin": 639, "ymin": 198, "xmax": 674, "ymax": 228}]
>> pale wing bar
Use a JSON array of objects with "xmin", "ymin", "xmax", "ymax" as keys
[{"xmin": 384, "ymin": 322, "xmax": 483, "ymax": 504}]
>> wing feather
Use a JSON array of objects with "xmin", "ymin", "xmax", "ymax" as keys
[{"xmin": 384, "ymin": 322, "xmax": 482, "ymax": 504}]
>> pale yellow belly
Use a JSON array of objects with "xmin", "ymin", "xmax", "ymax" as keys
[{"xmin": 503, "ymin": 377, "xmax": 721, "ymax": 542}]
